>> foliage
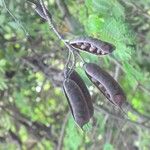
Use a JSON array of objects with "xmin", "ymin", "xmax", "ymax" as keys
[{"xmin": 0, "ymin": 0, "xmax": 150, "ymax": 150}]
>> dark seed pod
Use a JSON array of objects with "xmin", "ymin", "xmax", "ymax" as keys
[
  {"xmin": 84, "ymin": 63, "xmax": 126, "ymax": 107},
  {"xmin": 69, "ymin": 37, "xmax": 115, "ymax": 55},
  {"xmin": 66, "ymin": 69, "xmax": 94, "ymax": 118},
  {"xmin": 27, "ymin": 1, "xmax": 51, "ymax": 20},
  {"xmin": 63, "ymin": 79, "xmax": 91, "ymax": 128}
]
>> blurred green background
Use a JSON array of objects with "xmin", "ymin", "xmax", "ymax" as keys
[{"xmin": 0, "ymin": 0, "xmax": 150, "ymax": 149}]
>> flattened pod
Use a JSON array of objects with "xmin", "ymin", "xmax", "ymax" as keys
[
  {"xmin": 66, "ymin": 69, "xmax": 94, "ymax": 118},
  {"xmin": 63, "ymin": 79, "xmax": 91, "ymax": 128},
  {"xmin": 28, "ymin": 1, "xmax": 51, "ymax": 20},
  {"xmin": 84, "ymin": 63, "xmax": 126, "ymax": 107},
  {"xmin": 70, "ymin": 37, "xmax": 115, "ymax": 55}
]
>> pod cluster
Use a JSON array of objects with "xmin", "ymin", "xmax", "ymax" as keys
[
  {"xmin": 63, "ymin": 70, "xmax": 94, "ymax": 128},
  {"xmin": 30, "ymin": 0, "xmax": 126, "ymax": 128},
  {"xmin": 69, "ymin": 37, "xmax": 115, "ymax": 55},
  {"xmin": 63, "ymin": 63, "xmax": 126, "ymax": 128}
]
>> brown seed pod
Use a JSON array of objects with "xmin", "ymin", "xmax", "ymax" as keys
[
  {"xmin": 66, "ymin": 69, "xmax": 94, "ymax": 118},
  {"xmin": 69, "ymin": 37, "xmax": 115, "ymax": 55},
  {"xmin": 28, "ymin": 1, "xmax": 51, "ymax": 20},
  {"xmin": 84, "ymin": 63, "xmax": 126, "ymax": 107},
  {"xmin": 63, "ymin": 79, "xmax": 91, "ymax": 128}
]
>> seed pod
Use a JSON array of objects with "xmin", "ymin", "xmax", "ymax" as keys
[
  {"xmin": 66, "ymin": 69, "xmax": 94, "ymax": 118},
  {"xmin": 69, "ymin": 37, "xmax": 115, "ymax": 55},
  {"xmin": 84, "ymin": 63, "xmax": 126, "ymax": 107},
  {"xmin": 63, "ymin": 79, "xmax": 91, "ymax": 128},
  {"xmin": 28, "ymin": 1, "xmax": 51, "ymax": 20}
]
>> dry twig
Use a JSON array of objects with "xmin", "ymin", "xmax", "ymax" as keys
[
  {"xmin": 94, "ymin": 105, "xmax": 150, "ymax": 130},
  {"xmin": 57, "ymin": 112, "xmax": 69, "ymax": 150}
]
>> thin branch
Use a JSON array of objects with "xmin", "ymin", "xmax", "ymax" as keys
[
  {"xmin": 129, "ymin": 1, "xmax": 150, "ymax": 20},
  {"xmin": 21, "ymin": 56, "xmax": 63, "ymax": 87},
  {"xmin": 120, "ymin": 131, "xmax": 130, "ymax": 150},
  {"xmin": 1, "ymin": 105, "xmax": 56, "ymax": 142},
  {"xmin": 139, "ymin": 84, "xmax": 150, "ymax": 96},
  {"xmin": 110, "ymin": 56, "xmax": 124, "ymax": 72},
  {"xmin": 110, "ymin": 57, "xmax": 150, "ymax": 120},
  {"xmin": 120, "ymin": 0, "xmax": 150, "ymax": 20},
  {"xmin": 2, "ymin": 0, "xmax": 30, "ymax": 37},
  {"xmin": 39, "ymin": 0, "xmax": 69, "ymax": 48},
  {"xmin": 112, "ymin": 120, "xmax": 127, "ymax": 146},
  {"xmin": 94, "ymin": 105, "xmax": 150, "ymax": 130},
  {"xmin": 39, "ymin": 0, "xmax": 85, "ymax": 75},
  {"xmin": 114, "ymin": 64, "xmax": 121, "ymax": 81},
  {"xmin": 57, "ymin": 112, "xmax": 69, "ymax": 150},
  {"xmin": 28, "ymin": 0, "xmax": 86, "ymax": 73}
]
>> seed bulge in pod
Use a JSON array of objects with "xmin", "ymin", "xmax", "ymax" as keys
[
  {"xmin": 63, "ymin": 79, "xmax": 91, "ymax": 128},
  {"xmin": 69, "ymin": 37, "xmax": 115, "ymax": 56},
  {"xmin": 68, "ymin": 69, "xmax": 94, "ymax": 118},
  {"xmin": 84, "ymin": 63, "xmax": 126, "ymax": 107}
]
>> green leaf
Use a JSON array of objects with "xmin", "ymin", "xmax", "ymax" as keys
[
  {"xmin": 103, "ymin": 143, "xmax": 114, "ymax": 150},
  {"xmin": 128, "ymin": 111, "xmax": 138, "ymax": 121},
  {"xmin": 64, "ymin": 116, "xmax": 84, "ymax": 150},
  {"xmin": 8, "ymin": 21, "xmax": 19, "ymax": 30},
  {"xmin": 93, "ymin": 0, "xmax": 111, "ymax": 13},
  {"xmin": 132, "ymin": 97, "xmax": 142, "ymax": 109},
  {"xmin": 0, "ymin": 59, "xmax": 7, "ymax": 67},
  {"xmin": 92, "ymin": 0, "xmax": 125, "ymax": 18},
  {"xmin": 123, "ymin": 62, "xmax": 143, "ymax": 87},
  {"xmin": 85, "ymin": 14, "xmax": 104, "ymax": 34},
  {"xmin": 85, "ymin": 0, "xmax": 92, "ymax": 7}
]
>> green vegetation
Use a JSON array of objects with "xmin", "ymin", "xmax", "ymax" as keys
[{"xmin": 0, "ymin": 0, "xmax": 150, "ymax": 149}]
